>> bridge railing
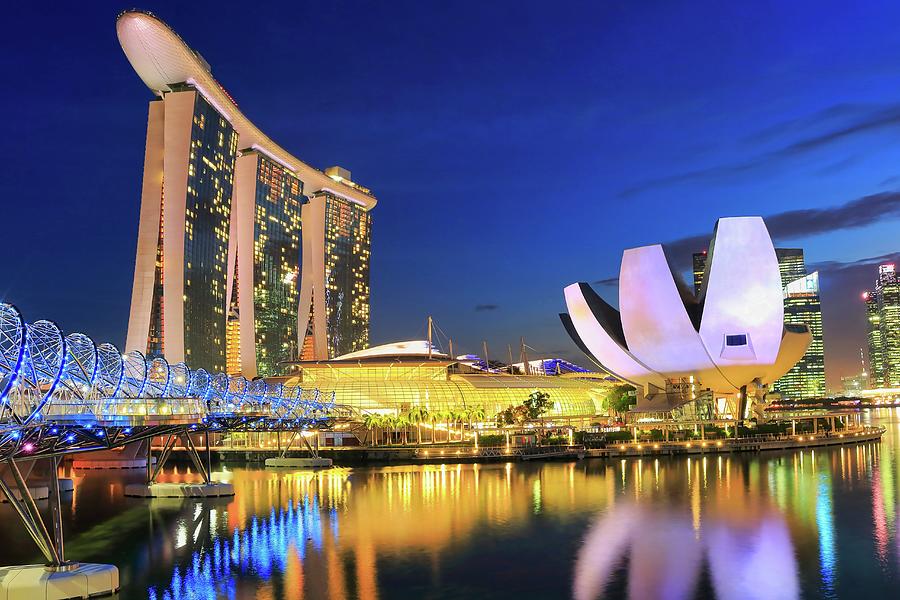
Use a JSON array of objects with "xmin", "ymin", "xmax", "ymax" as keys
[{"xmin": 0, "ymin": 302, "xmax": 342, "ymax": 428}]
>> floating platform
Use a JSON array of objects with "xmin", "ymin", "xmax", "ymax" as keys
[
  {"xmin": 0, "ymin": 562, "xmax": 119, "ymax": 599},
  {"xmin": 265, "ymin": 457, "xmax": 333, "ymax": 468},
  {"xmin": 72, "ymin": 457, "xmax": 155, "ymax": 470},
  {"xmin": 124, "ymin": 482, "xmax": 235, "ymax": 498}
]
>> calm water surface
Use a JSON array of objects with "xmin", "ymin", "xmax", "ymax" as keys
[{"xmin": 3, "ymin": 410, "xmax": 900, "ymax": 599}]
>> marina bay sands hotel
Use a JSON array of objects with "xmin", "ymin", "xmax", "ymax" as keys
[{"xmin": 117, "ymin": 10, "xmax": 374, "ymax": 377}]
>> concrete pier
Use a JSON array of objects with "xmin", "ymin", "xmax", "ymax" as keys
[
  {"xmin": 0, "ymin": 563, "xmax": 119, "ymax": 599},
  {"xmin": 124, "ymin": 482, "xmax": 235, "ymax": 498}
]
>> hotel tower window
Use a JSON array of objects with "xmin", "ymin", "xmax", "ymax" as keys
[{"xmin": 234, "ymin": 152, "xmax": 303, "ymax": 377}]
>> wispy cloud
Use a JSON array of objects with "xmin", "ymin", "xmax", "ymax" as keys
[
  {"xmin": 619, "ymin": 104, "xmax": 900, "ymax": 198},
  {"xmin": 810, "ymin": 251, "xmax": 900, "ymax": 277},
  {"xmin": 663, "ymin": 191, "xmax": 900, "ymax": 263},
  {"xmin": 593, "ymin": 277, "xmax": 619, "ymax": 286},
  {"xmin": 475, "ymin": 304, "xmax": 499, "ymax": 312},
  {"xmin": 741, "ymin": 104, "xmax": 878, "ymax": 146}
]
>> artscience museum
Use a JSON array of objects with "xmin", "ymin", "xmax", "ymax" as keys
[{"xmin": 561, "ymin": 217, "xmax": 812, "ymax": 423}]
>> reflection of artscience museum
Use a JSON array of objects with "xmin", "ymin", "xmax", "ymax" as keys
[
  {"xmin": 561, "ymin": 217, "xmax": 811, "ymax": 422},
  {"xmin": 573, "ymin": 503, "xmax": 800, "ymax": 600}
]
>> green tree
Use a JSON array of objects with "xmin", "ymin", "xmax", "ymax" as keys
[
  {"xmin": 608, "ymin": 384, "xmax": 637, "ymax": 416},
  {"xmin": 523, "ymin": 390, "xmax": 554, "ymax": 420}
]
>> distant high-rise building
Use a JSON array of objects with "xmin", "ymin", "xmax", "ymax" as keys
[
  {"xmin": 865, "ymin": 263, "xmax": 900, "ymax": 387},
  {"xmin": 776, "ymin": 272, "xmax": 825, "ymax": 399},
  {"xmin": 775, "ymin": 248, "xmax": 806, "ymax": 287},
  {"xmin": 118, "ymin": 11, "xmax": 376, "ymax": 374},
  {"xmin": 692, "ymin": 251, "xmax": 707, "ymax": 295},
  {"xmin": 298, "ymin": 182, "xmax": 372, "ymax": 360},
  {"xmin": 693, "ymin": 246, "xmax": 825, "ymax": 399}
]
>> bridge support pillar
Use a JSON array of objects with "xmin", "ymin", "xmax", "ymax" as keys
[
  {"xmin": 264, "ymin": 430, "xmax": 333, "ymax": 468},
  {"xmin": 126, "ymin": 430, "xmax": 234, "ymax": 498},
  {"xmin": 0, "ymin": 457, "xmax": 119, "ymax": 599}
]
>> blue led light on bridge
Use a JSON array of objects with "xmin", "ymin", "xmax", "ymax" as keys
[{"xmin": 0, "ymin": 301, "xmax": 340, "ymax": 460}]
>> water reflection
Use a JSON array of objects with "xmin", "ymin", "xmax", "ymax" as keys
[
  {"xmin": 574, "ymin": 502, "xmax": 799, "ymax": 600},
  {"xmin": 3, "ymin": 411, "xmax": 900, "ymax": 598}
]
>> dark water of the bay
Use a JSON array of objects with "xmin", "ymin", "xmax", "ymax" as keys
[{"xmin": 2, "ymin": 409, "xmax": 900, "ymax": 599}]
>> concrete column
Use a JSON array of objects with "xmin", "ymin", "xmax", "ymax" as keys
[
  {"xmin": 701, "ymin": 424, "xmax": 706, "ymax": 440},
  {"xmin": 791, "ymin": 420, "xmax": 796, "ymax": 436}
]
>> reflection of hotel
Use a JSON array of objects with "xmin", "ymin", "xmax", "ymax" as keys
[{"xmin": 118, "ymin": 11, "xmax": 375, "ymax": 375}]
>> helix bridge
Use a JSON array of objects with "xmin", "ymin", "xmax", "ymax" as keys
[
  {"xmin": 0, "ymin": 301, "xmax": 347, "ymax": 572},
  {"xmin": 0, "ymin": 302, "xmax": 346, "ymax": 461}
]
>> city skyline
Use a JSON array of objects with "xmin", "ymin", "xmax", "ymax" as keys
[{"xmin": 3, "ymin": 2, "xmax": 900, "ymax": 387}]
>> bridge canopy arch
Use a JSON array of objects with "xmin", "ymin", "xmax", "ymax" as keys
[
  {"xmin": 120, "ymin": 351, "xmax": 148, "ymax": 398},
  {"xmin": 0, "ymin": 304, "xmax": 26, "ymax": 407}
]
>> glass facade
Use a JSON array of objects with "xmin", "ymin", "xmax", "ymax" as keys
[
  {"xmin": 290, "ymin": 362, "xmax": 603, "ymax": 417},
  {"xmin": 775, "ymin": 273, "xmax": 825, "ymax": 400},
  {"xmin": 323, "ymin": 195, "xmax": 371, "ymax": 358},
  {"xmin": 182, "ymin": 93, "xmax": 239, "ymax": 372},
  {"xmin": 866, "ymin": 291, "xmax": 883, "ymax": 386},
  {"xmin": 866, "ymin": 264, "xmax": 900, "ymax": 387},
  {"xmin": 775, "ymin": 248, "xmax": 806, "ymax": 287},
  {"xmin": 692, "ymin": 251, "xmax": 707, "ymax": 295},
  {"xmin": 251, "ymin": 155, "xmax": 303, "ymax": 375}
]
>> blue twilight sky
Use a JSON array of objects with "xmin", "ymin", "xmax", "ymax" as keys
[{"xmin": 2, "ymin": 1, "xmax": 899, "ymax": 387}]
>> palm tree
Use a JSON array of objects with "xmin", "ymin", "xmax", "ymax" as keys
[
  {"xmin": 469, "ymin": 405, "xmax": 486, "ymax": 446},
  {"xmin": 362, "ymin": 413, "xmax": 379, "ymax": 446},
  {"xmin": 453, "ymin": 409, "xmax": 466, "ymax": 442},
  {"xmin": 408, "ymin": 406, "xmax": 427, "ymax": 445},
  {"xmin": 396, "ymin": 413, "xmax": 410, "ymax": 445},
  {"xmin": 382, "ymin": 414, "xmax": 397, "ymax": 446}
]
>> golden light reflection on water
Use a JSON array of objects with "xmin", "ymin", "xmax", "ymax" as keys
[{"xmin": 72, "ymin": 409, "xmax": 900, "ymax": 599}]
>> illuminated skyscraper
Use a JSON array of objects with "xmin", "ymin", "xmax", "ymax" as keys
[
  {"xmin": 234, "ymin": 151, "xmax": 303, "ymax": 376},
  {"xmin": 124, "ymin": 87, "xmax": 239, "ymax": 372},
  {"xmin": 692, "ymin": 251, "xmax": 707, "ymax": 295},
  {"xmin": 865, "ymin": 264, "xmax": 900, "ymax": 387},
  {"xmin": 864, "ymin": 289, "xmax": 884, "ymax": 386},
  {"xmin": 118, "ymin": 11, "xmax": 376, "ymax": 373},
  {"xmin": 775, "ymin": 272, "xmax": 825, "ymax": 399},
  {"xmin": 298, "ymin": 176, "xmax": 372, "ymax": 360},
  {"xmin": 775, "ymin": 248, "xmax": 806, "ymax": 287},
  {"xmin": 693, "ymin": 247, "xmax": 825, "ymax": 399}
]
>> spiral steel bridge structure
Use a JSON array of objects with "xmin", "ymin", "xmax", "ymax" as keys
[{"xmin": 0, "ymin": 302, "xmax": 342, "ymax": 463}]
